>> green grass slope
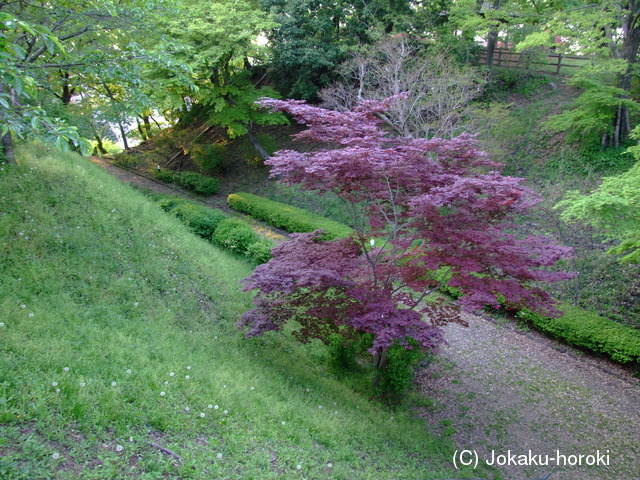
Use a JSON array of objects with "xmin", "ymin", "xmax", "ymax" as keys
[{"xmin": 0, "ymin": 145, "xmax": 481, "ymax": 479}]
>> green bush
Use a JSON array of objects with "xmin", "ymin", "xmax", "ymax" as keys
[
  {"xmin": 172, "ymin": 204, "xmax": 227, "ymax": 239},
  {"xmin": 212, "ymin": 218, "xmax": 261, "ymax": 257},
  {"xmin": 516, "ymin": 304, "xmax": 640, "ymax": 364},
  {"xmin": 374, "ymin": 340, "xmax": 425, "ymax": 404},
  {"xmin": 112, "ymin": 152, "xmax": 143, "ymax": 169},
  {"xmin": 153, "ymin": 168, "xmax": 176, "ymax": 183},
  {"xmin": 228, "ymin": 192, "xmax": 353, "ymax": 240},
  {"xmin": 190, "ymin": 143, "xmax": 229, "ymax": 173},
  {"xmin": 175, "ymin": 171, "xmax": 220, "ymax": 196},
  {"xmin": 245, "ymin": 239, "xmax": 273, "ymax": 264}
]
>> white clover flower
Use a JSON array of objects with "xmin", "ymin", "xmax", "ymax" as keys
[
  {"xmin": 250, "ymin": 386, "xmax": 254, "ymax": 391},
  {"xmin": 63, "ymin": 367, "xmax": 69, "ymax": 373},
  {"xmin": 223, "ymin": 410, "xmax": 228, "ymax": 415},
  {"xmin": 164, "ymin": 381, "xmax": 168, "ymax": 385},
  {"xmin": 223, "ymin": 385, "xmax": 227, "ymax": 388},
  {"xmin": 126, "ymin": 369, "xmax": 132, "ymax": 374},
  {"xmin": 296, "ymin": 465, "xmax": 302, "ymax": 470},
  {"xmin": 318, "ymin": 406, "xmax": 323, "ymax": 409},
  {"xmin": 185, "ymin": 406, "xmax": 190, "ymax": 412},
  {"xmin": 305, "ymin": 388, "xmax": 309, "ymax": 392},
  {"xmin": 186, "ymin": 366, "xmax": 191, "ymax": 370},
  {"xmin": 133, "ymin": 302, "xmax": 139, "ymax": 307},
  {"xmin": 52, "ymin": 452, "xmax": 60, "ymax": 460},
  {"xmin": 28, "ymin": 313, "xmax": 34, "ymax": 318},
  {"xmin": 160, "ymin": 391, "xmax": 165, "ymax": 396},
  {"xmin": 328, "ymin": 463, "xmax": 333, "ymax": 468},
  {"xmin": 214, "ymin": 405, "xmax": 219, "ymax": 410},
  {"xmin": 52, "ymin": 382, "xmax": 58, "ymax": 387},
  {"xmin": 217, "ymin": 453, "xmax": 223, "ymax": 459},
  {"xmin": 116, "ymin": 445, "xmax": 123, "ymax": 452},
  {"xmin": 281, "ymin": 421, "xmax": 286, "ymax": 426},
  {"xmin": 185, "ymin": 375, "xmax": 190, "ymax": 379},
  {"xmin": 80, "ymin": 382, "xmax": 86, "ymax": 387},
  {"xmin": 208, "ymin": 404, "xmax": 213, "ymax": 409},
  {"xmin": 111, "ymin": 382, "xmax": 117, "ymax": 387},
  {"xmin": 169, "ymin": 372, "xmax": 175, "ymax": 377},
  {"xmin": 56, "ymin": 389, "xmax": 60, "ymax": 393},
  {"xmin": 21, "ymin": 304, "xmax": 26, "ymax": 309},
  {"xmin": 0, "ymin": 322, "xmax": 5, "ymax": 327},
  {"xmin": 200, "ymin": 412, "xmax": 205, "ymax": 418}
]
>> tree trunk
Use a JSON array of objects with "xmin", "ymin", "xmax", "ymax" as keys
[
  {"xmin": 247, "ymin": 122, "xmax": 271, "ymax": 161},
  {"xmin": 1, "ymin": 131, "xmax": 15, "ymax": 165},
  {"xmin": 118, "ymin": 122, "xmax": 129, "ymax": 150},
  {"xmin": 94, "ymin": 134, "xmax": 108, "ymax": 155},
  {"xmin": 136, "ymin": 117, "xmax": 147, "ymax": 141},
  {"xmin": 371, "ymin": 347, "xmax": 389, "ymax": 390},
  {"xmin": 604, "ymin": 2, "xmax": 640, "ymax": 148}
]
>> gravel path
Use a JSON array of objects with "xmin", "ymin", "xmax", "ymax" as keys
[{"xmin": 418, "ymin": 313, "xmax": 640, "ymax": 480}]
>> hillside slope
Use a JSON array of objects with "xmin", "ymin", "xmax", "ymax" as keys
[{"xmin": 0, "ymin": 144, "xmax": 482, "ymax": 479}]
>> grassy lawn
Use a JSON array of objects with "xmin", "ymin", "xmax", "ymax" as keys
[{"xmin": 0, "ymin": 144, "xmax": 482, "ymax": 479}]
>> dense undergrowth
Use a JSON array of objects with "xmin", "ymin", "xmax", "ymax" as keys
[{"xmin": 0, "ymin": 144, "xmax": 485, "ymax": 479}]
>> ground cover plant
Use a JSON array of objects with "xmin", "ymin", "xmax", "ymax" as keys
[
  {"xmin": 240, "ymin": 97, "xmax": 573, "ymax": 397},
  {"xmin": 0, "ymin": 144, "xmax": 485, "ymax": 479},
  {"xmin": 227, "ymin": 192, "xmax": 353, "ymax": 239}
]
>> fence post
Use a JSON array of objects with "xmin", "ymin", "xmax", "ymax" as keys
[{"xmin": 556, "ymin": 54, "xmax": 563, "ymax": 75}]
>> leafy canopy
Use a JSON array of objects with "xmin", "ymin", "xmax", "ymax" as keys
[{"xmin": 240, "ymin": 97, "xmax": 573, "ymax": 360}]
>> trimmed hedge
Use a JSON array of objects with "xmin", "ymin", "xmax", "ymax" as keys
[
  {"xmin": 516, "ymin": 304, "xmax": 640, "ymax": 364},
  {"xmin": 228, "ymin": 192, "xmax": 353, "ymax": 240},
  {"xmin": 157, "ymin": 196, "xmax": 271, "ymax": 263},
  {"xmin": 154, "ymin": 169, "xmax": 220, "ymax": 196}
]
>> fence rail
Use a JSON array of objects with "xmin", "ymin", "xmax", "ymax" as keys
[{"xmin": 478, "ymin": 48, "xmax": 591, "ymax": 75}]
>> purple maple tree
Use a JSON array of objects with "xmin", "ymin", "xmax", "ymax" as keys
[{"xmin": 239, "ymin": 97, "xmax": 572, "ymax": 373}]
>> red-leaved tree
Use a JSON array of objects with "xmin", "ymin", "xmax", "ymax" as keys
[{"xmin": 239, "ymin": 97, "xmax": 573, "ymax": 378}]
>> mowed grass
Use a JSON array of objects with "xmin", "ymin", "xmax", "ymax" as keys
[{"xmin": 0, "ymin": 144, "xmax": 481, "ymax": 479}]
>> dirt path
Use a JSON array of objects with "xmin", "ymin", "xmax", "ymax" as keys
[{"xmin": 418, "ymin": 313, "xmax": 640, "ymax": 480}]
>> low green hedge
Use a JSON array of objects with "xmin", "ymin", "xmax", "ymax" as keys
[
  {"xmin": 154, "ymin": 169, "xmax": 220, "ymax": 196},
  {"xmin": 157, "ymin": 196, "xmax": 271, "ymax": 263},
  {"xmin": 228, "ymin": 192, "xmax": 353, "ymax": 240},
  {"xmin": 516, "ymin": 304, "xmax": 640, "ymax": 364}
]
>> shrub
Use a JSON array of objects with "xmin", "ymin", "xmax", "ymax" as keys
[
  {"xmin": 245, "ymin": 239, "xmax": 273, "ymax": 264},
  {"xmin": 516, "ymin": 304, "xmax": 640, "ymax": 364},
  {"xmin": 172, "ymin": 204, "xmax": 227, "ymax": 239},
  {"xmin": 112, "ymin": 152, "xmax": 143, "ymax": 169},
  {"xmin": 228, "ymin": 192, "xmax": 353, "ymax": 240},
  {"xmin": 190, "ymin": 143, "xmax": 230, "ymax": 173},
  {"xmin": 154, "ymin": 168, "xmax": 176, "ymax": 183},
  {"xmin": 212, "ymin": 218, "xmax": 261, "ymax": 257},
  {"xmin": 174, "ymin": 171, "xmax": 220, "ymax": 195},
  {"xmin": 373, "ymin": 340, "xmax": 425, "ymax": 404}
]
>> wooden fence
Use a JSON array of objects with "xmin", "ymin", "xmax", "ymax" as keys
[{"xmin": 478, "ymin": 48, "xmax": 591, "ymax": 75}]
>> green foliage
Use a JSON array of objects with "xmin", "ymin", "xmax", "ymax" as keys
[
  {"xmin": 516, "ymin": 305, "xmax": 640, "ymax": 365},
  {"xmin": 212, "ymin": 218, "xmax": 261, "ymax": 257},
  {"xmin": 544, "ymin": 60, "xmax": 640, "ymax": 145},
  {"xmin": 153, "ymin": 168, "xmax": 176, "ymax": 183},
  {"xmin": 244, "ymin": 239, "xmax": 273, "ymax": 264},
  {"xmin": 173, "ymin": 171, "xmax": 220, "ymax": 196},
  {"xmin": 112, "ymin": 152, "xmax": 143, "ymax": 169},
  {"xmin": 374, "ymin": 340, "xmax": 425, "ymax": 404},
  {"xmin": 556, "ymin": 159, "xmax": 640, "ymax": 263},
  {"xmin": 156, "ymin": 195, "xmax": 270, "ymax": 263},
  {"xmin": 489, "ymin": 68, "xmax": 551, "ymax": 96},
  {"xmin": 228, "ymin": 192, "xmax": 354, "ymax": 239},
  {"xmin": 170, "ymin": 202, "xmax": 227, "ymax": 239},
  {"xmin": 190, "ymin": 142, "xmax": 229, "ymax": 173}
]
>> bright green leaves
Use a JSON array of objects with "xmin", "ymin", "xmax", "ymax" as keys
[{"xmin": 556, "ymin": 134, "xmax": 640, "ymax": 263}]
